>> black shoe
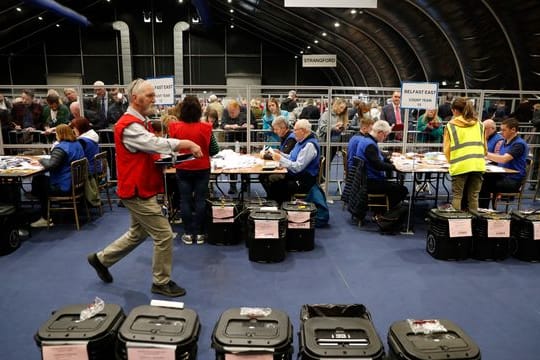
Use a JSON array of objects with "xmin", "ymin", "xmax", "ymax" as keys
[
  {"xmin": 228, "ymin": 186, "xmax": 237, "ymax": 195},
  {"xmin": 87, "ymin": 253, "xmax": 113, "ymax": 283},
  {"xmin": 118, "ymin": 200, "xmax": 125, "ymax": 208},
  {"xmin": 151, "ymin": 280, "xmax": 186, "ymax": 297}
]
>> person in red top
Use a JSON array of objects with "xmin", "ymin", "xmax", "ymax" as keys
[
  {"xmin": 168, "ymin": 95, "xmax": 220, "ymax": 245},
  {"xmin": 87, "ymin": 79, "xmax": 203, "ymax": 298}
]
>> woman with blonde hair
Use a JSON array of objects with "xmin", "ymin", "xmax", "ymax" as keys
[
  {"xmin": 262, "ymin": 97, "xmax": 288, "ymax": 143},
  {"xmin": 31, "ymin": 124, "xmax": 85, "ymax": 227}
]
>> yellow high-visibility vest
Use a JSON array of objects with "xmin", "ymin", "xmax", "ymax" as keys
[{"xmin": 447, "ymin": 120, "xmax": 486, "ymax": 176}]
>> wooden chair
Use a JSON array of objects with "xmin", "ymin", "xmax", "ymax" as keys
[
  {"xmin": 493, "ymin": 158, "xmax": 533, "ymax": 212},
  {"xmin": 47, "ymin": 158, "xmax": 90, "ymax": 230},
  {"xmin": 94, "ymin": 151, "xmax": 113, "ymax": 214}
]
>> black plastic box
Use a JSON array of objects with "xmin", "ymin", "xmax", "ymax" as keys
[
  {"xmin": 34, "ymin": 303, "xmax": 125, "ymax": 360},
  {"xmin": 241, "ymin": 198, "xmax": 278, "ymax": 247},
  {"xmin": 470, "ymin": 210, "xmax": 511, "ymax": 260},
  {"xmin": 212, "ymin": 307, "xmax": 293, "ymax": 359},
  {"xmin": 282, "ymin": 201, "xmax": 317, "ymax": 251},
  {"xmin": 510, "ymin": 210, "xmax": 540, "ymax": 262},
  {"xmin": 207, "ymin": 198, "xmax": 241, "ymax": 245},
  {"xmin": 248, "ymin": 209, "xmax": 288, "ymax": 263},
  {"xmin": 426, "ymin": 209, "xmax": 473, "ymax": 260},
  {"xmin": 387, "ymin": 319, "xmax": 481, "ymax": 360},
  {"xmin": 298, "ymin": 304, "xmax": 385, "ymax": 360},
  {"xmin": 116, "ymin": 305, "xmax": 200, "ymax": 360}
]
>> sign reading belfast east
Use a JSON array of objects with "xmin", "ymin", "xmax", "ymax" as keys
[
  {"xmin": 400, "ymin": 82, "xmax": 438, "ymax": 110},
  {"xmin": 302, "ymin": 55, "xmax": 337, "ymax": 68},
  {"xmin": 147, "ymin": 76, "xmax": 175, "ymax": 105}
]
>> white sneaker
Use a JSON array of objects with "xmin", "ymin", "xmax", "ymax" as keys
[
  {"xmin": 30, "ymin": 217, "xmax": 53, "ymax": 228},
  {"xmin": 196, "ymin": 235, "xmax": 206, "ymax": 244},
  {"xmin": 181, "ymin": 234, "xmax": 193, "ymax": 245}
]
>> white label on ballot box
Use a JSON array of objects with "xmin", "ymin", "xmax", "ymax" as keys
[
  {"xmin": 448, "ymin": 219, "xmax": 472, "ymax": 238},
  {"xmin": 42, "ymin": 344, "xmax": 88, "ymax": 360},
  {"xmin": 226, "ymin": 354, "xmax": 273, "ymax": 360},
  {"xmin": 255, "ymin": 220, "xmax": 279, "ymax": 239},
  {"xmin": 127, "ymin": 346, "xmax": 175, "ymax": 360},
  {"xmin": 534, "ymin": 222, "xmax": 540, "ymax": 240},
  {"xmin": 287, "ymin": 211, "xmax": 310, "ymax": 229},
  {"xmin": 213, "ymin": 206, "xmax": 234, "ymax": 223},
  {"xmin": 487, "ymin": 219, "xmax": 510, "ymax": 238}
]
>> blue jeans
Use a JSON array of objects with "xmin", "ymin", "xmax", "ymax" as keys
[{"xmin": 176, "ymin": 169, "xmax": 210, "ymax": 235}]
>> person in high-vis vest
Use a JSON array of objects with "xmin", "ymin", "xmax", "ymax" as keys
[
  {"xmin": 87, "ymin": 79, "xmax": 203, "ymax": 298},
  {"xmin": 443, "ymin": 97, "xmax": 486, "ymax": 211}
]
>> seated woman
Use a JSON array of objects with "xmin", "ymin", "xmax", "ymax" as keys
[
  {"xmin": 416, "ymin": 108, "xmax": 443, "ymax": 143},
  {"xmin": 70, "ymin": 117, "xmax": 99, "ymax": 175},
  {"xmin": 262, "ymin": 98, "xmax": 288, "ymax": 144},
  {"xmin": 31, "ymin": 124, "xmax": 85, "ymax": 227}
]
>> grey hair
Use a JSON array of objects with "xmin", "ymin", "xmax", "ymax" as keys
[
  {"xmin": 370, "ymin": 120, "xmax": 391, "ymax": 136},
  {"xmin": 126, "ymin": 78, "xmax": 147, "ymax": 98},
  {"xmin": 295, "ymin": 119, "xmax": 312, "ymax": 132},
  {"xmin": 272, "ymin": 115, "xmax": 289, "ymax": 128}
]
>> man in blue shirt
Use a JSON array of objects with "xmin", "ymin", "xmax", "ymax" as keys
[
  {"xmin": 479, "ymin": 117, "xmax": 529, "ymax": 208},
  {"xmin": 483, "ymin": 119, "xmax": 504, "ymax": 153}
]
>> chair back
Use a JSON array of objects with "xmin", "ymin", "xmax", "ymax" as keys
[
  {"xmin": 71, "ymin": 158, "xmax": 88, "ymax": 197},
  {"xmin": 94, "ymin": 151, "xmax": 109, "ymax": 185},
  {"xmin": 317, "ymin": 155, "xmax": 326, "ymax": 184}
]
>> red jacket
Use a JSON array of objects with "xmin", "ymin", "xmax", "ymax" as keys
[
  {"xmin": 168, "ymin": 121, "xmax": 212, "ymax": 170},
  {"xmin": 114, "ymin": 114, "xmax": 163, "ymax": 199}
]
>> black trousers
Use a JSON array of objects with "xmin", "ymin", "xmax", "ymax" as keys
[
  {"xmin": 479, "ymin": 174, "xmax": 521, "ymax": 209},
  {"xmin": 367, "ymin": 179, "xmax": 408, "ymax": 209}
]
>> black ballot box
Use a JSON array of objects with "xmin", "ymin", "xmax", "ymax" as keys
[
  {"xmin": 116, "ymin": 305, "xmax": 200, "ymax": 360},
  {"xmin": 426, "ymin": 209, "xmax": 473, "ymax": 260},
  {"xmin": 34, "ymin": 303, "xmax": 125, "ymax": 360},
  {"xmin": 211, "ymin": 307, "xmax": 294, "ymax": 360},
  {"xmin": 282, "ymin": 201, "xmax": 317, "ymax": 251},
  {"xmin": 241, "ymin": 198, "xmax": 279, "ymax": 247},
  {"xmin": 470, "ymin": 210, "xmax": 511, "ymax": 261},
  {"xmin": 248, "ymin": 209, "xmax": 288, "ymax": 263},
  {"xmin": 387, "ymin": 319, "xmax": 481, "ymax": 360},
  {"xmin": 510, "ymin": 210, "xmax": 540, "ymax": 262},
  {"xmin": 298, "ymin": 304, "xmax": 385, "ymax": 360},
  {"xmin": 207, "ymin": 198, "xmax": 241, "ymax": 245}
]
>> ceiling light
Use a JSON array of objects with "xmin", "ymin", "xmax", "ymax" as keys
[
  {"xmin": 294, "ymin": 55, "xmax": 298, "ymax": 59},
  {"xmin": 334, "ymin": 22, "xmax": 340, "ymax": 27},
  {"xmin": 314, "ymin": 40, "xmax": 319, "ymax": 44},
  {"xmin": 16, "ymin": 7, "xmax": 22, "ymax": 12},
  {"xmin": 359, "ymin": 10, "xmax": 364, "ymax": 14},
  {"xmin": 307, "ymin": 46, "xmax": 311, "ymax": 49},
  {"xmin": 322, "ymin": 32, "xmax": 327, "ymax": 36},
  {"xmin": 56, "ymin": 24, "xmax": 60, "ymax": 27},
  {"xmin": 155, "ymin": 15, "xmax": 163, "ymax": 23},
  {"xmin": 228, "ymin": 0, "xmax": 233, "ymax": 3},
  {"xmin": 350, "ymin": 9, "xmax": 357, "ymax": 14},
  {"xmin": 192, "ymin": 16, "xmax": 200, "ymax": 23},
  {"xmin": 143, "ymin": 11, "xmax": 152, "ymax": 23},
  {"xmin": 230, "ymin": 24, "xmax": 234, "ymax": 28},
  {"xmin": 38, "ymin": 16, "xmax": 43, "ymax": 20},
  {"xmin": 442, "ymin": 81, "xmax": 447, "ymax": 86},
  {"xmin": 300, "ymin": 50, "xmax": 304, "ymax": 54},
  {"xmin": 229, "ymin": 9, "xmax": 234, "ymax": 13},
  {"xmin": 178, "ymin": 0, "xmax": 183, "ymax": 3}
]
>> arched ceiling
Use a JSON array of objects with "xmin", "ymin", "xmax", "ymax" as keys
[{"xmin": 1, "ymin": 0, "xmax": 539, "ymax": 90}]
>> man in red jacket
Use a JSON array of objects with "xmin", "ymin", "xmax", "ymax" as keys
[{"xmin": 87, "ymin": 78, "xmax": 202, "ymax": 297}]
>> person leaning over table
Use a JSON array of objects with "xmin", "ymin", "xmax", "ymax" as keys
[
  {"xmin": 265, "ymin": 119, "xmax": 320, "ymax": 204},
  {"xmin": 354, "ymin": 120, "xmax": 408, "ymax": 209},
  {"xmin": 70, "ymin": 117, "xmax": 99, "ymax": 175},
  {"xmin": 168, "ymin": 95, "xmax": 220, "ymax": 246},
  {"xmin": 443, "ymin": 97, "xmax": 486, "ymax": 211},
  {"xmin": 30, "ymin": 124, "xmax": 85, "ymax": 228},
  {"xmin": 87, "ymin": 78, "xmax": 203, "ymax": 298},
  {"xmin": 479, "ymin": 117, "xmax": 529, "ymax": 209},
  {"xmin": 346, "ymin": 116, "xmax": 374, "ymax": 172},
  {"xmin": 259, "ymin": 115, "xmax": 297, "ymax": 196},
  {"xmin": 483, "ymin": 118, "xmax": 504, "ymax": 153}
]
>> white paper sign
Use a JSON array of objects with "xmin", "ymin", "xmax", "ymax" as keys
[
  {"xmin": 487, "ymin": 219, "xmax": 510, "ymax": 238},
  {"xmin": 401, "ymin": 82, "xmax": 438, "ymax": 109},
  {"xmin": 225, "ymin": 353, "xmax": 273, "ymax": 360},
  {"xmin": 147, "ymin": 76, "xmax": 175, "ymax": 105},
  {"xmin": 302, "ymin": 54, "xmax": 337, "ymax": 68},
  {"xmin": 287, "ymin": 211, "xmax": 310, "ymax": 229},
  {"xmin": 127, "ymin": 347, "xmax": 175, "ymax": 360},
  {"xmin": 534, "ymin": 222, "xmax": 540, "ymax": 240},
  {"xmin": 213, "ymin": 206, "xmax": 234, "ymax": 223},
  {"xmin": 42, "ymin": 344, "xmax": 88, "ymax": 360},
  {"xmin": 255, "ymin": 220, "xmax": 279, "ymax": 239},
  {"xmin": 448, "ymin": 219, "xmax": 472, "ymax": 238}
]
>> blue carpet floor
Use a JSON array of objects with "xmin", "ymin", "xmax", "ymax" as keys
[{"xmin": 1, "ymin": 196, "xmax": 540, "ymax": 359}]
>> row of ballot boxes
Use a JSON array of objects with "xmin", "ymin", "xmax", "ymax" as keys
[
  {"xmin": 35, "ymin": 302, "xmax": 481, "ymax": 360},
  {"xmin": 207, "ymin": 198, "xmax": 318, "ymax": 263},
  {"xmin": 427, "ymin": 208, "xmax": 540, "ymax": 262}
]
